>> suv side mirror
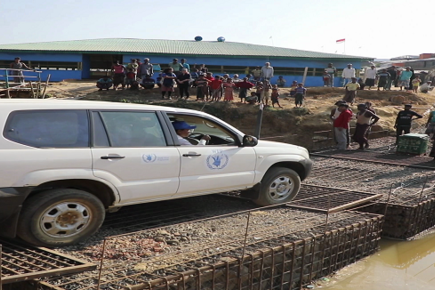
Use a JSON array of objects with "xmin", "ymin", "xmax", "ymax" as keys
[{"xmin": 242, "ymin": 135, "xmax": 258, "ymax": 147}]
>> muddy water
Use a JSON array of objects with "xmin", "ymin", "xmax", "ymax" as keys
[{"xmin": 322, "ymin": 232, "xmax": 435, "ymax": 290}]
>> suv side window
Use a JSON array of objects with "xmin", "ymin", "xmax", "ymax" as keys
[
  {"xmin": 4, "ymin": 110, "xmax": 89, "ymax": 148},
  {"xmin": 167, "ymin": 113, "xmax": 239, "ymax": 146},
  {"xmin": 99, "ymin": 111, "xmax": 166, "ymax": 147}
]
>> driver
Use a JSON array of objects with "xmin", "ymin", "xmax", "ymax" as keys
[{"xmin": 172, "ymin": 121, "xmax": 211, "ymax": 145}]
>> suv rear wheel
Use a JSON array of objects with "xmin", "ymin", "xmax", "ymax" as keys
[
  {"xmin": 254, "ymin": 167, "xmax": 301, "ymax": 206},
  {"xmin": 17, "ymin": 189, "xmax": 105, "ymax": 247}
]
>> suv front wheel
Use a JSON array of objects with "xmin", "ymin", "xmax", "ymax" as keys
[
  {"xmin": 254, "ymin": 167, "xmax": 301, "ymax": 206},
  {"xmin": 17, "ymin": 189, "xmax": 105, "ymax": 247}
]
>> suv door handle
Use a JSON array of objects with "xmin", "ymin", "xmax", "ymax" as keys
[
  {"xmin": 101, "ymin": 155, "xmax": 125, "ymax": 160},
  {"xmin": 182, "ymin": 153, "xmax": 201, "ymax": 157}
]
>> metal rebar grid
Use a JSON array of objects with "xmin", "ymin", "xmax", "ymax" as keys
[
  {"xmin": 40, "ymin": 207, "xmax": 383, "ymax": 290},
  {"xmin": 0, "ymin": 240, "xmax": 95, "ymax": 285},
  {"xmin": 311, "ymin": 131, "xmax": 390, "ymax": 152},
  {"xmin": 306, "ymin": 159, "xmax": 435, "ymax": 206},
  {"xmin": 353, "ymin": 176, "xmax": 435, "ymax": 239},
  {"xmin": 101, "ymin": 201, "xmax": 206, "ymax": 234},
  {"xmin": 289, "ymin": 185, "xmax": 382, "ymax": 213},
  {"xmin": 306, "ymin": 164, "xmax": 385, "ymax": 183},
  {"xmin": 358, "ymin": 198, "xmax": 435, "ymax": 240},
  {"xmin": 222, "ymin": 184, "xmax": 382, "ymax": 213},
  {"xmin": 311, "ymin": 149, "xmax": 435, "ymax": 170}
]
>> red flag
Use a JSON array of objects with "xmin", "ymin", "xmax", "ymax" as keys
[{"xmin": 336, "ymin": 38, "xmax": 345, "ymax": 43}]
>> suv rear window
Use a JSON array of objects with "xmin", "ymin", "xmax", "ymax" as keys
[{"xmin": 4, "ymin": 110, "xmax": 89, "ymax": 148}]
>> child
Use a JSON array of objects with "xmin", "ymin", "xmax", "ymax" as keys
[
  {"xmin": 344, "ymin": 77, "xmax": 360, "ymax": 105},
  {"xmin": 130, "ymin": 80, "xmax": 139, "ymax": 90},
  {"xmin": 210, "ymin": 76, "xmax": 223, "ymax": 102},
  {"xmin": 125, "ymin": 69, "xmax": 136, "ymax": 89},
  {"xmin": 294, "ymin": 83, "xmax": 306, "ymax": 108},
  {"xmin": 271, "ymin": 85, "xmax": 283, "ymax": 108},
  {"xmin": 246, "ymin": 91, "xmax": 258, "ymax": 105},
  {"xmin": 277, "ymin": 76, "xmax": 286, "ymax": 88},
  {"xmin": 289, "ymin": 80, "xmax": 298, "ymax": 97},
  {"xmin": 357, "ymin": 77, "xmax": 365, "ymax": 90},
  {"xmin": 204, "ymin": 72, "xmax": 214, "ymax": 101},
  {"xmin": 322, "ymin": 70, "xmax": 331, "ymax": 87},
  {"xmin": 255, "ymin": 82, "xmax": 263, "ymax": 102},
  {"xmin": 156, "ymin": 72, "xmax": 163, "ymax": 88},
  {"xmin": 194, "ymin": 75, "xmax": 210, "ymax": 101},
  {"xmin": 262, "ymin": 80, "xmax": 272, "ymax": 106},
  {"xmin": 140, "ymin": 75, "xmax": 155, "ymax": 89},
  {"xmin": 235, "ymin": 77, "xmax": 254, "ymax": 103},
  {"xmin": 223, "ymin": 78, "xmax": 236, "ymax": 102},
  {"xmin": 412, "ymin": 76, "xmax": 421, "ymax": 93},
  {"xmin": 96, "ymin": 76, "xmax": 113, "ymax": 91}
]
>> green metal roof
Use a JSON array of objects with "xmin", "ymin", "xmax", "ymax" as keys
[{"xmin": 0, "ymin": 38, "xmax": 372, "ymax": 60}]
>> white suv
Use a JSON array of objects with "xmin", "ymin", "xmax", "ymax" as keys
[{"xmin": 0, "ymin": 99, "xmax": 312, "ymax": 247}]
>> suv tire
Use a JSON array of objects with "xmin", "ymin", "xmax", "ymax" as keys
[
  {"xmin": 254, "ymin": 167, "xmax": 301, "ymax": 206},
  {"xmin": 17, "ymin": 189, "xmax": 105, "ymax": 247}
]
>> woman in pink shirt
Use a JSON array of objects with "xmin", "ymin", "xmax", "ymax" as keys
[{"xmin": 111, "ymin": 61, "xmax": 126, "ymax": 90}]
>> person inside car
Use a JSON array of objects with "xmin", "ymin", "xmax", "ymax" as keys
[{"xmin": 172, "ymin": 121, "xmax": 211, "ymax": 145}]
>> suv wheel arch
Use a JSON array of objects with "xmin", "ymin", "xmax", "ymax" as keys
[{"xmin": 30, "ymin": 179, "xmax": 117, "ymax": 208}]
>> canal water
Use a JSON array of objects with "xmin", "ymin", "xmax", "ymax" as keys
[{"xmin": 322, "ymin": 232, "xmax": 435, "ymax": 290}]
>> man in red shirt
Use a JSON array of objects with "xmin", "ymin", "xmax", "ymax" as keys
[
  {"xmin": 204, "ymin": 72, "xmax": 215, "ymax": 101},
  {"xmin": 209, "ymin": 75, "xmax": 223, "ymax": 102},
  {"xmin": 334, "ymin": 103, "xmax": 352, "ymax": 150}
]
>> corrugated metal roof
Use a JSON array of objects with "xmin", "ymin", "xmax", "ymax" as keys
[{"xmin": 0, "ymin": 38, "xmax": 372, "ymax": 60}]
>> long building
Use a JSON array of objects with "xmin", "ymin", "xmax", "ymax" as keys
[{"xmin": 0, "ymin": 38, "xmax": 373, "ymax": 86}]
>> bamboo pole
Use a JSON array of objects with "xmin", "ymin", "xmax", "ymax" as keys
[
  {"xmin": 35, "ymin": 71, "xmax": 41, "ymax": 98},
  {"xmin": 302, "ymin": 67, "xmax": 309, "ymax": 84},
  {"xmin": 41, "ymin": 74, "xmax": 51, "ymax": 99},
  {"xmin": 29, "ymin": 81, "xmax": 35, "ymax": 98}
]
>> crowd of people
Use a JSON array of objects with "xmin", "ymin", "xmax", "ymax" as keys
[
  {"xmin": 322, "ymin": 63, "xmax": 434, "ymax": 93},
  {"xmin": 96, "ymin": 59, "xmax": 309, "ymax": 107}
]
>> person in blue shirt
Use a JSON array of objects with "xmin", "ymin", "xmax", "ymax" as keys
[
  {"xmin": 161, "ymin": 68, "xmax": 177, "ymax": 99},
  {"xmin": 96, "ymin": 76, "xmax": 113, "ymax": 91},
  {"xmin": 140, "ymin": 75, "xmax": 156, "ymax": 89},
  {"xmin": 190, "ymin": 69, "xmax": 200, "ymax": 86},
  {"xmin": 399, "ymin": 67, "xmax": 413, "ymax": 91},
  {"xmin": 180, "ymin": 59, "xmax": 190, "ymax": 71}
]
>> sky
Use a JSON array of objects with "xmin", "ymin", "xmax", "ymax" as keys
[{"xmin": 2, "ymin": 0, "xmax": 434, "ymax": 59}]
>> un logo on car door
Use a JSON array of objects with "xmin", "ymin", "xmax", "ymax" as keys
[{"xmin": 206, "ymin": 151, "xmax": 229, "ymax": 170}]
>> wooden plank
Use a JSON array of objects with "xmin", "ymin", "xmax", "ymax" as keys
[{"xmin": 1, "ymin": 264, "xmax": 96, "ymax": 284}]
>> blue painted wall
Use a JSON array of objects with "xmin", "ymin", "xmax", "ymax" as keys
[
  {"xmin": 81, "ymin": 54, "xmax": 91, "ymax": 79},
  {"xmin": 0, "ymin": 52, "xmax": 83, "ymax": 82},
  {"xmin": 41, "ymin": 70, "xmax": 82, "ymax": 82}
]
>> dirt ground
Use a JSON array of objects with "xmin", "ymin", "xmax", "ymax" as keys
[{"xmin": 42, "ymin": 81, "xmax": 435, "ymax": 149}]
